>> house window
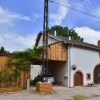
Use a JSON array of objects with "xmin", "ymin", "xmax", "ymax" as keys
[{"xmin": 87, "ymin": 73, "xmax": 91, "ymax": 80}]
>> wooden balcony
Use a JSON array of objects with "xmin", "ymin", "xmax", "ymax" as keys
[{"xmin": 48, "ymin": 42, "xmax": 68, "ymax": 61}]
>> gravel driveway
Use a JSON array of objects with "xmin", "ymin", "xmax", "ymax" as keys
[{"xmin": 0, "ymin": 85, "xmax": 100, "ymax": 100}]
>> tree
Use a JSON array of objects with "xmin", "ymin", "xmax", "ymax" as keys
[
  {"xmin": 0, "ymin": 46, "xmax": 9, "ymax": 54},
  {"xmin": 8, "ymin": 46, "xmax": 42, "ymax": 70},
  {"xmin": 48, "ymin": 25, "xmax": 84, "ymax": 41}
]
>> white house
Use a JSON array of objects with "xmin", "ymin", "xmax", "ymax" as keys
[{"xmin": 33, "ymin": 33, "xmax": 100, "ymax": 87}]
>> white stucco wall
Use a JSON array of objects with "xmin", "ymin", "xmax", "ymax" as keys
[
  {"xmin": 70, "ymin": 46, "xmax": 100, "ymax": 87},
  {"xmin": 30, "ymin": 65, "xmax": 42, "ymax": 80},
  {"xmin": 61, "ymin": 62, "xmax": 68, "ymax": 86},
  {"xmin": 54, "ymin": 63, "xmax": 68, "ymax": 86},
  {"xmin": 37, "ymin": 35, "xmax": 43, "ymax": 47},
  {"xmin": 37, "ymin": 35, "xmax": 57, "ymax": 47},
  {"xmin": 48, "ymin": 61, "xmax": 68, "ymax": 86}
]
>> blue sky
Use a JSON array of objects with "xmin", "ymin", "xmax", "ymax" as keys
[{"xmin": 0, "ymin": 0, "xmax": 100, "ymax": 52}]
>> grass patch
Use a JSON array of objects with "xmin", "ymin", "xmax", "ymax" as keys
[
  {"xmin": 93, "ymin": 94, "xmax": 100, "ymax": 97},
  {"xmin": 73, "ymin": 95, "xmax": 87, "ymax": 100},
  {"xmin": 66, "ymin": 95, "xmax": 88, "ymax": 100}
]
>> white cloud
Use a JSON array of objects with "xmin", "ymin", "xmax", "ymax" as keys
[
  {"xmin": 74, "ymin": 26, "xmax": 100, "ymax": 45},
  {"xmin": 33, "ymin": 13, "xmax": 43, "ymax": 23},
  {"xmin": 50, "ymin": 0, "xmax": 69, "ymax": 25},
  {"xmin": 0, "ymin": 33, "xmax": 37, "ymax": 52},
  {"xmin": 33, "ymin": 13, "xmax": 43, "ymax": 19},
  {"xmin": 95, "ymin": 7, "xmax": 100, "ymax": 18},
  {"xmin": 0, "ymin": 6, "xmax": 31, "ymax": 25}
]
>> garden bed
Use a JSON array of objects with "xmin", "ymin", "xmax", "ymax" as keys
[{"xmin": 0, "ymin": 87, "xmax": 22, "ymax": 93}]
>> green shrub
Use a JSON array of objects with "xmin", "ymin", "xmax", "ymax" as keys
[
  {"xmin": 0, "ymin": 75, "xmax": 3, "ymax": 82},
  {"xmin": 33, "ymin": 75, "xmax": 43, "ymax": 85},
  {"xmin": 30, "ymin": 80, "xmax": 34, "ymax": 86}
]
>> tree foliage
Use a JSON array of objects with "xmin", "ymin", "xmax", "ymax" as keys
[
  {"xmin": 48, "ymin": 25, "xmax": 84, "ymax": 41},
  {"xmin": 8, "ymin": 46, "xmax": 43, "ymax": 70},
  {"xmin": 0, "ymin": 46, "xmax": 9, "ymax": 54}
]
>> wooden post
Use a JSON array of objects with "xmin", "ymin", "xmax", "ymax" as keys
[{"xmin": 27, "ymin": 79, "xmax": 30, "ymax": 91}]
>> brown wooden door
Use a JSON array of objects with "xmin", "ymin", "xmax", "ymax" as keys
[
  {"xmin": 74, "ymin": 71, "xmax": 83, "ymax": 86},
  {"xmin": 94, "ymin": 65, "xmax": 100, "ymax": 84}
]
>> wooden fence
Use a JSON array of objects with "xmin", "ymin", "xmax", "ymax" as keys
[{"xmin": 0, "ymin": 54, "xmax": 29, "ymax": 89}]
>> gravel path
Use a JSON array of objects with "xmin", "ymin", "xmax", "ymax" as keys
[{"xmin": 0, "ymin": 85, "xmax": 100, "ymax": 100}]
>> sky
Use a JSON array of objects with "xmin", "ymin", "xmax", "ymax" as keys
[{"xmin": 0, "ymin": 0, "xmax": 100, "ymax": 52}]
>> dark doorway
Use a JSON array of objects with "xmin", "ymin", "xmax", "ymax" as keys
[
  {"xmin": 94, "ymin": 65, "xmax": 100, "ymax": 84},
  {"xmin": 74, "ymin": 71, "xmax": 83, "ymax": 86}
]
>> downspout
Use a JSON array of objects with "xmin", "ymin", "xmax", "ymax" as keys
[{"xmin": 68, "ymin": 45, "xmax": 71, "ymax": 87}]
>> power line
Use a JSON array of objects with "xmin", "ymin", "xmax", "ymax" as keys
[
  {"xmin": 68, "ymin": 0, "xmax": 97, "ymax": 9},
  {"xmin": 49, "ymin": 0, "xmax": 100, "ymax": 19},
  {"xmin": 68, "ymin": 0, "xmax": 96, "ymax": 9}
]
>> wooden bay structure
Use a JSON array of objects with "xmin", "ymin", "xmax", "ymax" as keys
[{"xmin": 48, "ymin": 42, "xmax": 68, "ymax": 61}]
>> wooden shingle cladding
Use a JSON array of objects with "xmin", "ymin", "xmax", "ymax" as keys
[{"xmin": 48, "ymin": 42, "xmax": 68, "ymax": 61}]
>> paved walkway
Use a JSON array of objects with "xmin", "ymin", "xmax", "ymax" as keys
[{"xmin": 0, "ymin": 85, "xmax": 100, "ymax": 100}]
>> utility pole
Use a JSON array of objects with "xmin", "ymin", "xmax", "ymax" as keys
[{"xmin": 42, "ymin": 0, "xmax": 48, "ymax": 79}]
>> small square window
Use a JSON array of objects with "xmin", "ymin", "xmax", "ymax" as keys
[{"xmin": 87, "ymin": 73, "xmax": 91, "ymax": 80}]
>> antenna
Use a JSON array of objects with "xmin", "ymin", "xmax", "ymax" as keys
[{"xmin": 42, "ymin": 0, "xmax": 48, "ymax": 80}]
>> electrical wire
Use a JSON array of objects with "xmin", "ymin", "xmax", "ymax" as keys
[
  {"xmin": 67, "ymin": 0, "xmax": 96, "ymax": 9},
  {"xmin": 68, "ymin": 0, "xmax": 98, "ymax": 9},
  {"xmin": 49, "ymin": 0, "xmax": 100, "ymax": 19}
]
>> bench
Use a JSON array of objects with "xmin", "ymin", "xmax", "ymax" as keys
[{"xmin": 87, "ymin": 82, "xmax": 94, "ymax": 87}]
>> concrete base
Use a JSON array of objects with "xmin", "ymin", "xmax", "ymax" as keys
[{"xmin": 36, "ymin": 82, "xmax": 53, "ymax": 93}]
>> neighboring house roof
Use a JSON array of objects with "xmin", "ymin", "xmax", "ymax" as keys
[
  {"xmin": 66, "ymin": 39, "xmax": 100, "ymax": 51},
  {"xmin": 35, "ymin": 32, "xmax": 42, "ymax": 47},
  {"xmin": 35, "ymin": 33, "xmax": 100, "ymax": 51}
]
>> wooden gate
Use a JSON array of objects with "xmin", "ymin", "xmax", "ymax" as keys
[
  {"xmin": 74, "ymin": 71, "xmax": 83, "ymax": 86},
  {"xmin": 94, "ymin": 65, "xmax": 100, "ymax": 84}
]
